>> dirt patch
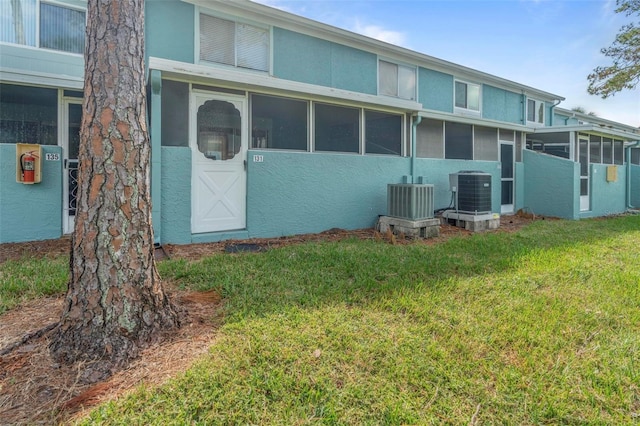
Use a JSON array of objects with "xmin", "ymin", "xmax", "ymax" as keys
[{"xmin": 0, "ymin": 214, "xmax": 536, "ymax": 425}]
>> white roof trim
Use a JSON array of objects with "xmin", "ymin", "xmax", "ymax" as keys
[
  {"xmin": 555, "ymin": 107, "xmax": 639, "ymax": 133},
  {"xmin": 149, "ymin": 57, "xmax": 423, "ymax": 111},
  {"xmin": 0, "ymin": 67, "xmax": 83, "ymax": 89},
  {"xmin": 534, "ymin": 125, "xmax": 640, "ymax": 141},
  {"xmin": 417, "ymin": 109, "xmax": 533, "ymax": 132},
  {"xmin": 184, "ymin": 0, "xmax": 564, "ymax": 102}
]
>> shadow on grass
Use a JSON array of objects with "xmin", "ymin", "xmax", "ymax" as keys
[{"xmin": 158, "ymin": 215, "xmax": 640, "ymax": 322}]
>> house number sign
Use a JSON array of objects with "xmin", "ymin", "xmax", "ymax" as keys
[{"xmin": 45, "ymin": 153, "xmax": 60, "ymax": 161}]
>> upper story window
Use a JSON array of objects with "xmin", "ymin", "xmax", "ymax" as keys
[
  {"xmin": 0, "ymin": 0, "xmax": 85, "ymax": 54},
  {"xmin": 378, "ymin": 60, "xmax": 416, "ymax": 101},
  {"xmin": 454, "ymin": 80, "xmax": 481, "ymax": 113},
  {"xmin": 199, "ymin": 13, "xmax": 269, "ymax": 72},
  {"xmin": 526, "ymin": 98, "xmax": 545, "ymax": 126}
]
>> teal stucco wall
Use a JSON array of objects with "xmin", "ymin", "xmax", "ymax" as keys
[
  {"xmin": 146, "ymin": 0, "xmax": 195, "ymax": 64},
  {"xmin": 157, "ymin": 146, "xmax": 505, "ymax": 244},
  {"xmin": 159, "ymin": 147, "xmax": 192, "ymax": 244},
  {"xmin": 418, "ymin": 68, "xmax": 453, "ymax": 113},
  {"xmin": 580, "ymin": 164, "xmax": 627, "ymax": 218},
  {"xmin": 273, "ymin": 28, "xmax": 377, "ymax": 95},
  {"xmin": 523, "ymin": 149, "xmax": 579, "ymax": 219},
  {"xmin": 0, "ymin": 144, "xmax": 63, "ymax": 243},
  {"xmin": 413, "ymin": 159, "xmax": 501, "ymax": 213},
  {"xmin": 631, "ymin": 164, "xmax": 640, "ymax": 208},
  {"xmin": 482, "ymin": 85, "xmax": 523, "ymax": 124},
  {"xmin": 514, "ymin": 162, "xmax": 525, "ymax": 212},
  {"xmin": 246, "ymin": 151, "xmax": 408, "ymax": 238}
]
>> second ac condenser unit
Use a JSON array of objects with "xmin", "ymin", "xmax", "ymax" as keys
[
  {"xmin": 449, "ymin": 171, "xmax": 492, "ymax": 215},
  {"xmin": 387, "ymin": 184, "xmax": 434, "ymax": 220}
]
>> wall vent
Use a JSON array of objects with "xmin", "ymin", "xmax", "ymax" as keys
[
  {"xmin": 387, "ymin": 184, "xmax": 434, "ymax": 220},
  {"xmin": 449, "ymin": 171, "xmax": 492, "ymax": 215}
]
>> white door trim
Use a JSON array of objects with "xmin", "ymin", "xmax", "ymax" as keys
[{"xmin": 190, "ymin": 91, "xmax": 248, "ymax": 234}]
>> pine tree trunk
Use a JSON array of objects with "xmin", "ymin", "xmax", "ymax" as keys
[{"xmin": 49, "ymin": 0, "xmax": 180, "ymax": 379}]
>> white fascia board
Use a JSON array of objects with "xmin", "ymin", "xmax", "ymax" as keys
[
  {"xmin": 535, "ymin": 125, "xmax": 640, "ymax": 141},
  {"xmin": 0, "ymin": 67, "xmax": 83, "ymax": 89},
  {"xmin": 184, "ymin": 0, "xmax": 565, "ymax": 102},
  {"xmin": 417, "ymin": 109, "xmax": 533, "ymax": 132},
  {"xmin": 149, "ymin": 57, "xmax": 423, "ymax": 112}
]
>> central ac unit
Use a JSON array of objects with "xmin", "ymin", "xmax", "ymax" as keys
[
  {"xmin": 449, "ymin": 171, "xmax": 491, "ymax": 215},
  {"xmin": 387, "ymin": 184, "xmax": 434, "ymax": 220}
]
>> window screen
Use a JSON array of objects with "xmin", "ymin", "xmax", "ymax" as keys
[
  {"xmin": 501, "ymin": 181, "xmax": 513, "ymax": 205},
  {"xmin": 379, "ymin": 60, "xmax": 415, "ymax": 100},
  {"xmin": 499, "ymin": 129, "xmax": 514, "ymax": 142},
  {"xmin": 416, "ymin": 119, "xmax": 444, "ymax": 158},
  {"xmin": 379, "ymin": 60, "xmax": 398, "ymax": 97},
  {"xmin": 251, "ymin": 94, "xmax": 308, "ymax": 150},
  {"xmin": 455, "ymin": 81, "xmax": 467, "ymax": 109},
  {"xmin": 474, "ymin": 126, "xmax": 498, "ymax": 161},
  {"xmin": 365, "ymin": 110, "xmax": 401, "ymax": 155},
  {"xmin": 589, "ymin": 134, "xmax": 601, "ymax": 163},
  {"xmin": 527, "ymin": 99, "xmax": 536, "ymax": 122},
  {"xmin": 602, "ymin": 137, "xmax": 613, "ymax": 164},
  {"xmin": 445, "ymin": 122, "xmax": 473, "ymax": 160},
  {"xmin": 631, "ymin": 148, "xmax": 640, "ymax": 165},
  {"xmin": 314, "ymin": 103, "xmax": 359, "ymax": 153},
  {"xmin": 515, "ymin": 132, "xmax": 522, "ymax": 162},
  {"xmin": 40, "ymin": 3, "xmax": 85, "ymax": 54},
  {"xmin": 398, "ymin": 65, "xmax": 416, "ymax": 101},
  {"xmin": 614, "ymin": 140, "xmax": 624, "ymax": 165},
  {"xmin": 455, "ymin": 81, "xmax": 479, "ymax": 111},
  {"xmin": 161, "ymin": 80, "xmax": 189, "ymax": 146},
  {"xmin": 0, "ymin": 83, "xmax": 57, "ymax": 145}
]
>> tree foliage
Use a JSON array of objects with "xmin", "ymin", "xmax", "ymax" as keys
[{"xmin": 587, "ymin": 0, "xmax": 640, "ymax": 98}]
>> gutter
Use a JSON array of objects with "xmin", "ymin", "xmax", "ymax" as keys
[
  {"xmin": 626, "ymin": 141, "xmax": 640, "ymax": 209},
  {"xmin": 411, "ymin": 114, "xmax": 422, "ymax": 183}
]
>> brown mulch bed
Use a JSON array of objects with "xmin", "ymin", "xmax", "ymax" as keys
[{"xmin": 0, "ymin": 214, "xmax": 536, "ymax": 425}]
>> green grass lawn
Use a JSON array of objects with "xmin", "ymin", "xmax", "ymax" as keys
[{"xmin": 2, "ymin": 216, "xmax": 640, "ymax": 424}]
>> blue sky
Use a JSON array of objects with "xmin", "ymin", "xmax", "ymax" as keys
[{"xmin": 254, "ymin": 0, "xmax": 639, "ymax": 127}]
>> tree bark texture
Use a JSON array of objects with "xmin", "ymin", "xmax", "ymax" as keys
[{"xmin": 50, "ymin": 0, "xmax": 180, "ymax": 373}]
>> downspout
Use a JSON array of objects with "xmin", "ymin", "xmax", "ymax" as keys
[
  {"xmin": 550, "ymin": 99, "xmax": 562, "ymax": 127},
  {"xmin": 626, "ymin": 141, "xmax": 640, "ymax": 209},
  {"xmin": 411, "ymin": 114, "xmax": 422, "ymax": 184}
]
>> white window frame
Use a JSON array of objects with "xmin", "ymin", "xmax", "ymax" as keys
[
  {"xmin": 454, "ymin": 80, "xmax": 481, "ymax": 116},
  {"xmin": 197, "ymin": 10, "xmax": 270, "ymax": 73},
  {"xmin": 526, "ymin": 98, "xmax": 545, "ymax": 127},
  {"xmin": 378, "ymin": 59, "xmax": 416, "ymax": 101}
]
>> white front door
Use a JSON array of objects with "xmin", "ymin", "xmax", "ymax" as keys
[
  {"xmin": 191, "ymin": 92, "xmax": 247, "ymax": 234},
  {"xmin": 62, "ymin": 99, "xmax": 82, "ymax": 234}
]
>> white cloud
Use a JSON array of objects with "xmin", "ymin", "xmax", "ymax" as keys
[{"xmin": 352, "ymin": 19, "xmax": 406, "ymax": 47}]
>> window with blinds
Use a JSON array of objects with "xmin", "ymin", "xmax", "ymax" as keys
[{"xmin": 199, "ymin": 14, "xmax": 269, "ymax": 72}]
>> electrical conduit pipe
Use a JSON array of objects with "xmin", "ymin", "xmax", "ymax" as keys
[{"xmin": 411, "ymin": 115, "xmax": 422, "ymax": 183}]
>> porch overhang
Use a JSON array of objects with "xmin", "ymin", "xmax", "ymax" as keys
[
  {"xmin": 534, "ymin": 125, "xmax": 640, "ymax": 142},
  {"xmin": 416, "ymin": 110, "xmax": 532, "ymax": 132},
  {"xmin": 148, "ymin": 57, "xmax": 423, "ymax": 113}
]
